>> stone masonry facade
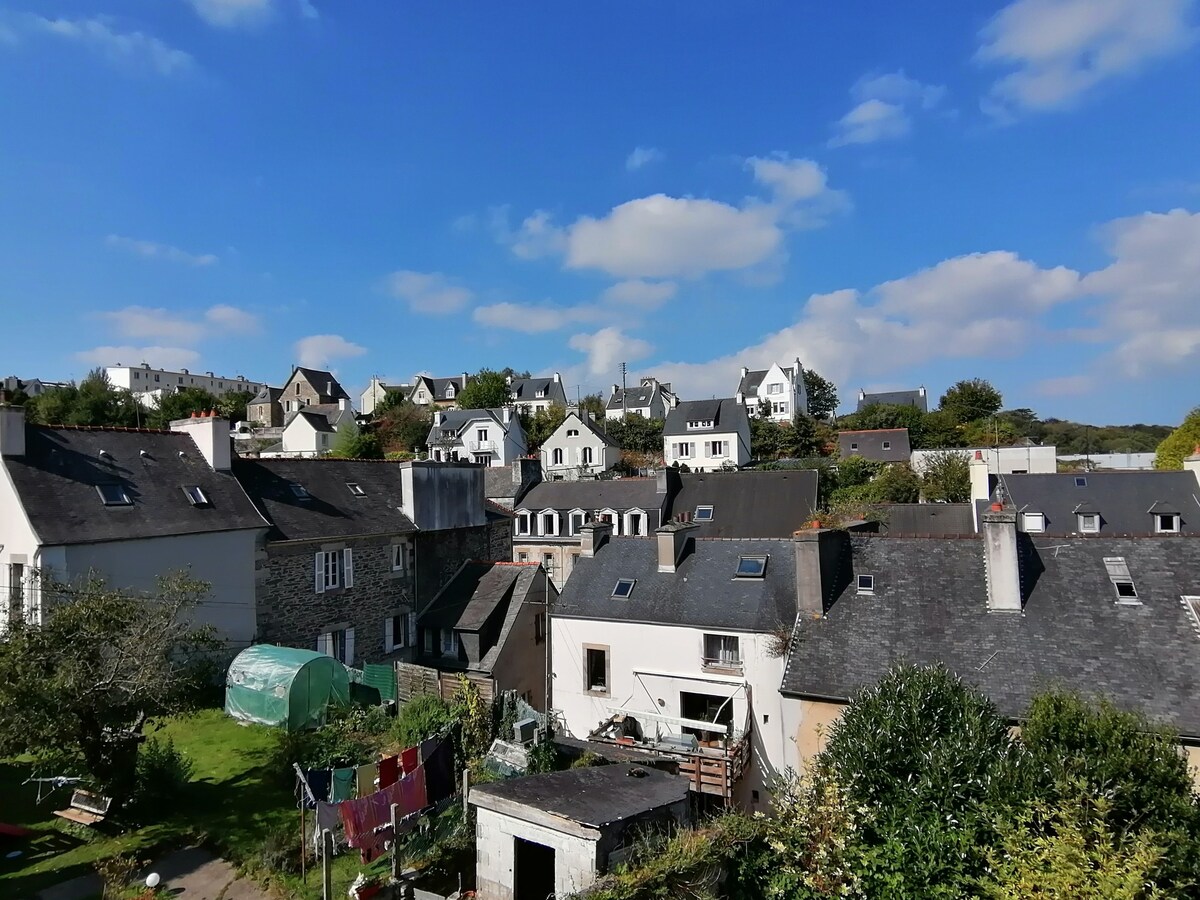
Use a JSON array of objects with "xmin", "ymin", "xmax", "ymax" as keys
[{"xmin": 414, "ymin": 518, "xmax": 513, "ymax": 610}]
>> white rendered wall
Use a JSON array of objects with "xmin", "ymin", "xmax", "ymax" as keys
[{"xmin": 474, "ymin": 806, "xmax": 599, "ymax": 900}]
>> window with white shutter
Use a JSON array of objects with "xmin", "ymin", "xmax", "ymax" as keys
[
  {"xmin": 343, "ymin": 627, "xmax": 355, "ymax": 665},
  {"xmin": 343, "ymin": 548, "xmax": 354, "ymax": 589},
  {"xmin": 314, "ymin": 554, "xmax": 326, "ymax": 593},
  {"xmin": 385, "ymin": 616, "xmax": 394, "ymax": 653}
]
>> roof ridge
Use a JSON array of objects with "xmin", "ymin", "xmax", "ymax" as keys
[
  {"xmin": 839, "ymin": 427, "xmax": 908, "ymax": 434},
  {"xmin": 38, "ymin": 424, "xmax": 184, "ymax": 435}
]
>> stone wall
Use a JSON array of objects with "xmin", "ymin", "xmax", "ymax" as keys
[{"xmin": 414, "ymin": 518, "xmax": 512, "ymax": 609}]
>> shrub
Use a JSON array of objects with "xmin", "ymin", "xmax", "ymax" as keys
[
  {"xmin": 132, "ymin": 736, "xmax": 194, "ymax": 812},
  {"xmin": 393, "ymin": 694, "xmax": 455, "ymax": 749},
  {"xmin": 95, "ymin": 853, "xmax": 138, "ymax": 900},
  {"xmin": 569, "ymin": 751, "xmax": 605, "ymax": 769},
  {"xmin": 525, "ymin": 739, "xmax": 560, "ymax": 773},
  {"xmin": 258, "ymin": 823, "xmax": 304, "ymax": 875}
]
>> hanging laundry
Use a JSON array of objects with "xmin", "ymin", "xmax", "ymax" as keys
[
  {"xmin": 400, "ymin": 746, "xmax": 418, "ymax": 775},
  {"xmin": 422, "ymin": 738, "xmax": 455, "ymax": 804},
  {"xmin": 301, "ymin": 769, "xmax": 331, "ymax": 808},
  {"xmin": 378, "ymin": 754, "xmax": 399, "ymax": 789},
  {"xmin": 355, "ymin": 761, "xmax": 379, "ymax": 798},
  {"xmin": 330, "ymin": 767, "xmax": 355, "ymax": 802},
  {"xmin": 312, "ymin": 801, "xmax": 342, "ymax": 853}
]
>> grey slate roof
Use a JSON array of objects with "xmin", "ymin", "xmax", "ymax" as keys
[
  {"xmin": 838, "ymin": 428, "xmax": 911, "ymax": 462},
  {"xmin": 856, "ymin": 389, "xmax": 928, "ymax": 413},
  {"xmin": 560, "ymin": 411, "xmax": 615, "ymax": 445},
  {"xmin": 470, "ymin": 763, "xmax": 690, "ymax": 828},
  {"xmin": 5, "ymin": 425, "xmax": 267, "ymax": 545},
  {"xmin": 292, "ymin": 367, "xmax": 351, "ymax": 402},
  {"xmin": 606, "ymin": 380, "xmax": 670, "ymax": 412},
  {"xmin": 248, "ymin": 386, "xmax": 282, "ymax": 406},
  {"xmin": 663, "ymin": 398, "xmax": 747, "ymax": 437},
  {"xmin": 516, "ymin": 478, "xmax": 667, "ymax": 522},
  {"xmin": 879, "ymin": 502, "xmax": 975, "ymax": 536},
  {"xmin": 781, "ymin": 534, "xmax": 1200, "ymax": 738},
  {"xmin": 555, "ymin": 536, "xmax": 797, "ymax": 633},
  {"xmin": 426, "ymin": 408, "xmax": 508, "ymax": 445},
  {"xmin": 735, "ymin": 369, "xmax": 768, "ymax": 396},
  {"xmin": 412, "ymin": 375, "xmax": 470, "ymax": 403},
  {"xmin": 665, "ymin": 470, "xmax": 818, "ymax": 538},
  {"xmin": 997, "ymin": 471, "xmax": 1200, "ymax": 535},
  {"xmin": 291, "ymin": 409, "xmax": 335, "ymax": 433},
  {"xmin": 509, "ymin": 376, "xmax": 567, "ymax": 406},
  {"xmin": 232, "ymin": 457, "xmax": 415, "ymax": 541}
]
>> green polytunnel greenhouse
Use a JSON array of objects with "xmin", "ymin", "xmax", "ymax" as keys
[{"xmin": 225, "ymin": 644, "xmax": 351, "ymax": 731}]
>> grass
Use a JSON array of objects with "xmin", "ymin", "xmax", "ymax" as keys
[{"xmin": 0, "ymin": 709, "xmax": 387, "ymax": 899}]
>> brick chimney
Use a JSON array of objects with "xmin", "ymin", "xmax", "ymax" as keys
[
  {"xmin": 0, "ymin": 400, "xmax": 26, "ymax": 458},
  {"xmin": 656, "ymin": 520, "xmax": 698, "ymax": 573},
  {"xmin": 579, "ymin": 521, "xmax": 612, "ymax": 558},
  {"xmin": 982, "ymin": 504, "xmax": 1022, "ymax": 613},
  {"xmin": 171, "ymin": 411, "xmax": 231, "ymax": 471}
]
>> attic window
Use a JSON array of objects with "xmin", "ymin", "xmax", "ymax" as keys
[
  {"xmin": 1155, "ymin": 513, "xmax": 1180, "ymax": 534},
  {"xmin": 1104, "ymin": 557, "xmax": 1140, "ymax": 604},
  {"xmin": 735, "ymin": 555, "xmax": 768, "ymax": 578},
  {"xmin": 882, "ymin": 441, "xmax": 891, "ymax": 450},
  {"xmin": 182, "ymin": 485, "xmax": 210, "ymax": 507},
  {"xmin": 288, "ymin": 483, "xmax": 311, "ymax": 500},
  {"xmin": 1077, "ymin": 513, "xmax": 1100, "ymax": 533},
  {"xmin": 1184, "ymin": 596, "xmax": 1200, "ymax": 632},
  {"xmin": 687, "ymin": 420, "xmax": 714, "ymax": 430},
  {"xmin": 612, "ymin": 578, "xmax": 636, "ymax": 599},
  {"xmin": 694, "ymin": 505, "xmax": 714, "ymax": 521},
  {"xmin": 346, "ymin": 482, "xmax": 366, "ymax": 497},
  {"xmin": 856, "ymin": 574, "xmax": 875, "ymax": 595},
  {"xmin": 1074, "ymin": 476, "xmax": 1087, "ymax": 487},
  {"xmin": 850, "ymin": 442, "xmax": 859, "ymax": 451},
  {"xmin": 96, "ymin": 484, "xmax": 132, "ymax": 506},
  {"xmin": 1115, "ymin": 581, "xmax": 1138, "ymax": 600},
  {"xmin": 567, "ymin": 429, "xmax": 579, "ymax": 437},
  {"xmin": 1022, "ymin": 512, "xmax": 1045, "ymax": 533}
]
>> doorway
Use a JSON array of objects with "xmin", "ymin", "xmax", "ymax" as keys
[
  {"xmin": 514, "ymin": 836, "xmax": 555, "ymax": 899},
  {"xmin": 680, "ymin": 691, "xmax": 734, "ymax": 744}
]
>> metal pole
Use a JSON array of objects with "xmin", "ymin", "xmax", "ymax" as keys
[
  {"xmin": 620, "ymin": 362, "xmax": 627, "ymax": 418},
  {"xmin": 462, "ymin": 768, "xmax": 470, "ymax": 817},
  {"xmin": 390, "ymin": 802, "xmax": 400, "ymax": 882},
  {"xmin": 321, "ymin": 829, "xmax": 333, "ymax": 900},
  {"xmin": 300, "ymin": 801, "xmax": 306, "ymax": 884}
]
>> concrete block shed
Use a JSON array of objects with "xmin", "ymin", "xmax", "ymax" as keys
[{"xmin": 469, "ymin": 764, "xmax": 691, "ymax": 899}]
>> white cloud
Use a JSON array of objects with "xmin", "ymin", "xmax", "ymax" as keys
[
  {"xmin": 977, "ymin": 0, "xmax": 1195, "ymax": 116},
  {"xmin": 512, "ymin": 210, "xmax": 567, "ymax": 260},
  {"xmin": 626, "ymin": 146, "xmax": 664, "ymax": 171},
  {"xmin": 297, "ymin": 0, "xmax": 319, "ymax": 20},
  {"xmin": 1035, "ymin": 374, "xmax": 1093, "ymax": 396},
  {"xmin": 294, "ymin": 334, "xmax": 367, "ymax": 369},
  {"xmin": 106, "ymin": 234, "xmax": 218, "ymax": 266},
  {"xmin": 383, "ymin": 270, "xmax": 473, "ymax": 315},
  {"xmin": 473, "ymin": 302, "xmax": 602, "ymax": 334},
  {"xmin": 188, "ymin": 0, "xmax": 275, "ymax": 28},
  {"xmin": 75, "ymin": 345, "xmax": 202, "ymax": 370},
  {"xmin": 97, "ymin": 304, "xmax": 261, "ymax": 344},
  {"xmin": 831, "ymin": 70, "xmax": 946, "ymax": 147},
  {"xmin": 600, "ymin": 279, "xmax": 677, "ymax": 309},
  {"xmin": 3, "ymin": 14, "xmax": 193, "ymax": 75},
  {"xmin": 568, "ymin": 327, "xmax": 653, "ymax": 377}
]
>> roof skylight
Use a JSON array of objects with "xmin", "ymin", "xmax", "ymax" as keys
[
  {"xmin": 612, "ymin": 578, "xmax": 636, "ymax": 599},
  {"xmin": 182, "ymin": 485, "xmax": 209, "ymax": 507},
  {"xmin": 1104, "ymin": 557, "xmax": 1140, "ymax": 604},
  {"xmin": 96, "ymin": 483, "xmax": 132, "ymax": 507},
  {"xmin": 735, "ymin": 555, "xmax": 768, "ymax": 578},
  {"xmin": 694, "ymin": 505, "xmax": 714, "ymax": 521},
  {"xmin": 346, "ymin": 482, "xmax": 366, "ymax": 497},
  {"xmin": 288, "ymin": 483, "xmax": 311, "ymax": 500},
  {"xmin": 857, "ymin": 574, "xmax": 875, "ymax": 594},
  {"xmin": 1075, "ymin": 476, "xmax": 1087, "ymax": 487}
]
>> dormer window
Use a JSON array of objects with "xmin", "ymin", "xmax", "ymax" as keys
[
  {"xmin": 535, "ymin": 389, "xmax": 545, "ymax": 398},
  {"xmin": 1155, "ymin": 513, "xmax": 1180, "ymax": 534},
  {"xmin": 446, "ymin": 385, "xmax": 456, "ymax": 398},
  {"xmin": 346, "ymin": 482, "xmax": 365, "ymax": 497},
  {"xmin": 516, "ymin": 511, "xmax": 531, "ymax": 536},
  {"xmin": 1022, "ymin": 512, "xmax": 1045, "ymax": 533},
  {"xmin": 687, "ymin": 420, "xmax": 714, "ymax": 430},
  {"xmin": 735, "ymin": 555, "xmax": 768, "ymax": 578},
  {"xmin": 182, "ymin": 485, "xmax": 210, "ymax": 507},
  {"xmin": 288, "ymin": 483, "xmax": 311, "ymax": 500},
  {"xmin": 97, "ymin": 484, "xmax": 132, "ymax": 506},
  {"xmin": 856, "ymin": 574, "xmax": 875, "ymax": 594},
  {"xmin": 1077, "ymin": 513, "xmax": 1100, "ymax": 533},
  {"xmin": 612, "ymin": 578, "xmax": 636, "ymax": 598},
  {"xmin": 694, "ymin": 505, "xmax": 714, "ymax": 521}
]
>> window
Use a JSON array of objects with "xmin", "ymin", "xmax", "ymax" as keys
[
  {"xmin": 850, "ymin": 442, "xmax": 859, "ymax": 451},
  {"xmin": 182, "ymin": 485, "xmax": 209, "ymax": 507},
  {"xmin": 857, "ymin": 574, "xmax": 875, "ymax": 594},
  {"xmin": 516, "ymin": 512, "xmax": 531, "ymax": 536},
  {"xmin": 541, "ymin": 511, "xmax": 558, "ymax": 536},
  {"xmin": 1078, "ymin": 513, "xmax": 1100, "ymax": 533},
  {"xmin": 295, "ymin": 383, "xmax": 301, "ymax": 395},
  {"xmin": 1074, "ymin": 476, "xmax": 1087, "ymax": 487},
  {"xmin": 882, "ymin": 441, "xmax": 891, "ymax": 450},
  {"xmin": 767, "ymin": 382, "xmax": 783, "ymax": 394},
  {"xmin": 566, "ymin": 429, "xmax": 579, "ymax": 437},
  {"xmin": 288, "ymin": 483, "xmax": 311, "ymax": 500},
  {"xmin": 441, "ymin": 629, "xmax": 458, "ymax": 656},
  {"xmin": 626, "ymin": 512, "xmax": 643, "ymax": 535},
  {"xmin": 8, "ymin": 563, "xmax": 24, "ymax": 620},
  {"xmin": 314, "ymin": 548, "xmax": 352, "ymax": 592},
  {"xmin": 542, "ymin": 552, "xmax": 554, "ymax": 571},
  {"xmin": 706, "ymin": 441, "xmax": 727, "ymax": 458},
  {"xmin": 1156, "ymin": 513, "xmax": 1180, "ymax": 533},
  {"xmin": 1184, "ymin": 596, "xmax": 1200, "ymax": 632},
  {"xmin": 1115, "ymin": 581, "xmax": 1138, "ymax": 600},
  {"xmin": 1022, "ymin": 512, "xmax": 1045, "ymax": 533},
  {"xmin": 585, "ymin": 646, "xmax": 609, "ymax": 693},
  {"xmin": 612, "ymin": 578, "xmax": 636, "ymax": 598},
  {"xmin": 735, "ymin": 555, "xmax": 768, "ymax": 578},
  {"xmin": 703, "ymin": 633, "xmax": 741, "ymax": 669},
  {"xmin": 346, "ymin": 482, "xmax": 365, "ymax": 497},
  {"xmin": 569, "ymin": 511, "xmax": 586, "ymax": 535},
  {"xmin": 422, "ymin": 628, "xmax": 434, "ymax": 654},
  {"xmin": 1103, "ymin": 557, "xmax": 1139, "ymax": 603},
  {"xmin": 695, "ymin": 505, "xmax": 714, "ymax": 521},
  {"xmin": 552, "ymin": 448, "xmax": 564, "ymax": 465},
  {"xmin": 582, "ymin": 446, "xmax": 593, "ymax": 465},
  {"xmin": 772, "ymin": 401, "xmax": 788, "ymax": 415},
  {"xmin": 672, "ymin": 442, "xmax": 695, "ymax": 459},
  {"xmin": 686, "ymin": 420, "xmax": 714, "ymax": 430},
  {"xmin": 385, "ymin": 613, "xmax": 410, "ymax": 652},
  {"xmin": 476, "ymin": 428, "xmax": 488, "ymax": 443},
  {"xmin": 318, "ymin": 627, "xmax": 354, "ymax": 665},
  {"xmin": 446, "ymin": 385, "xmax": 456, "ymax": 398},
  {"xmin": 96, "ymin": 483, "xmax": 131, "ymax": 506},
  {"xmin": 391, "ymin": 543, "xmax": 413, "ymax": 573},
  {"xmin": 154, "ymin": 373, "xmax": 160, "ymax": 382},
  {"xmin": 534, "ymin": 612, "xmax": 546, "ymax": 644},
  {"xmin": 517, "ymin": 551, "xmax": 529, "ymax": 563}
]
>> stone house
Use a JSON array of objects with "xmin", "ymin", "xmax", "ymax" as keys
[{"xmin": 246, "ymin": 386, "xmax": 284, "ymax": 427}]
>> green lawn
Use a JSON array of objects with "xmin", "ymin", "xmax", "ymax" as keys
[{"xmin": 0, "ymin": 709, "xmax": 386, "ymax": 899}]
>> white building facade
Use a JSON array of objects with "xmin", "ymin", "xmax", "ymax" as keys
[
  {"xmin": 662, "ymin": 398, "xmax": 751, "ymax": 472},
  {"xmin": 105, "ymin": 363, "xmax": 268, "ymax": 400},
  {"xmin": 427, "ymin": 407, "xmax": 528, "ymax": 468},
  {"xmin": 911, "ymin": 444, "xmax": 1058, "ymax": 476},
  {"xmin": 736, "ymin": 359, "xmax": 808, "ymax": 423},
  {"xmin": 540, "ymin": 411, "xmax": 620, "ymax": 480}
]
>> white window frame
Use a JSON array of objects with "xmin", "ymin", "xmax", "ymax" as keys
[
  {"xmin": 314, "ymin": 548, "xmax": 353, "ymax": 593},
  {"xmin": 182, "ymin": 485, "xmax": 209, "ymax": 506},
  {"xmin": 568, "ymin": 509, "xmax": 587, "ymax": 535},
  {"xmin": 599, "ymin": 509, "xmax": 620, "ymax": 535},
  {"xmin": 767, "ymin": 382, "xmax": 783, "ymax": 395},
  {"xmin": 1184, "ymin": 596, "xmax": 1200, "ymax": 632},
  {"xmin": 539, "ymin": 509, "xmax": 560, "ymax": 537},
  {"xmin": 1155, "ymin": 513, "xmax": 1180, "ymax": 534},
  {"xmin": 584, "ymin": 644, "xmax": 610, "ymax": 694},
  {"xmin": 624, "ymin": 508, "xmax": 646, "ymax": 536},
  {"xmin": 552, "ymin": 447, "xmax": 564, "ymax": 466},
  {"xmin": 391, "ymin": 542, "xmax": 412, "ymax": 574},
  {"xmin": 881, "ymin": 441, "xmax": 891, "ymax": 451},
  {"xmin": 702, "ymin": 633, "xmax": 742, "ymax": 670},
  {"xmin": 1078, "ymin": 513, "xmax": 1100, "ymax": 534},
  {"xmin": 581, "ymin": 446, "xmax": 594, "ymax": 465},
  {"xmin": 385, "ymin": 611, "xmax": 410, "ymax": 653},
  {"xmin": 856, "ymin": 574, "xmax": 875, "ymax": 595},
  {"xmin": 318, "ymin": 626, "xmax": 355, "ymax": 665},
  {"xmin": 515, "ymin": 511, "xmax": 532, "ymax": 536},
  {"xmin": 1022, "ymin": 512, "xmax": 1045, "ymax": 533},
  {"xmin": 695, "ymin": 505, "xmax": 714, "ymax": 521}
]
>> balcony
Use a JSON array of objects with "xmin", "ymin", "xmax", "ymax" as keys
[
  {"xmin": 701, "ymin": 655, "xmax": 744, "ymax": 675},
  {"xmin": 468, "ymin": 440, "xmax": 497, "ymax": 452}
]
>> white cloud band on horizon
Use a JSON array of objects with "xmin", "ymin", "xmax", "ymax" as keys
[
  {"xmin": 1, "ymin": 13, "xmax": 194, "ymax": 75},
  {"xmin": 383, "ymin": 270, "xmax": 473, "ymax": 315}
]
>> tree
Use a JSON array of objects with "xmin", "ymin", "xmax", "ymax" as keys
[
  {"xmin": 919, "ymin": 409, "xmax": 967, "ymax": 449},
  {"xmin": 375, "ymin": 400, "xmax": 432, "ymax": 454},
  {"xmin": 27, "ymin": 369, "xmax": 141, "ymax": 428},
  {"xmin": 803, "ymin": 369, "xmax": 839, "ymax": 420},
  {"xmin": 329, "ymin": 428, "xmax": 383, "ymax": 459},
  {"xmin": 939, "ymin": 378, "xmax": 1003, "ymax": 425},
  {"xmin": 147, "ymin": 387, "xmax": 220, "ymax": 429},
  {"xmin": 750, "ymin": 416, "xmax": 786, "ymax": 460},
  {"xmin": 0, "ymin": 573, "xmax": 218, "ymax": 808},
  {"xmin": 784, "ymin": 414, "xmax": 824, "ymax": 458},
  {"xmin": 454, "ymin": 369, "xmax": 510, "ymax": 410},
  {"xmin": 870, "ymin": 462, "xmax": 921, "ymax": 503},
  {"xmin": 841, "ymin": 402, "xmax": 926, "ymax": 447},
  {"xmin": 921, "ymin": 449, "xmax": 972, "ymax": 502},
  {"xmin": 1154, "ymin": 406, "xmax": 1200, "ymax": 470},
  {"xmin": 606, "ymin": 414, "xmax": 664, "ymax": 455},
  {"xmin": 997, "ymin": 407, "xmax": 1044, "ymax": 443},
  {"xmin": 579, "ymin": 392, "xmax": 606, "ymax": 422},
  {"xmin": 522, "ymin": 403, "xmax": 567, "ymax": 452},
  {"xmin": 216, "ymin": 389, "xmax": 254, "ymax": 424}
]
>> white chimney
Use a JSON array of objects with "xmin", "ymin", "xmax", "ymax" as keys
[
  {"xmin": 611, "ymin": 383, "xmax": 620, "ymax": 395},
  {"xmin": 739, "ymin": 366, "xmax": 748, "ymax": 379},
  {"xmin": 502, "ymin": 406, "xmax": 512, "ymax": 424},
  {"xmin": 580, "ymin": 521, "xmax": 612, "ymax": 558},
  {"xmin": 338, "ymin": 398, "xmax": 349, "ymax": 411},
  {"xmin": 505, "ymin": 374, "xmax": 513, "ymax": 386},
  {"xmin": 171, "ymin": 412, "xmax": 231, "ymax": 471},
  {"xmin": 1184, "ymin": 446, "xmax": 1200, "ymax": 486},
  {"xmin": 461, "ymin": 372, "xmax": 469, "ymax": 388},
  {"xmin": 969, "ymin": 450, "xmax": 991, "ymax": 531},
  {"xmin": 552, "ymin": 372, "xmax": 561, "ymax": 383},
  {"xmin": 982, "ymin": 505, "xmax": 1022, "ymax": 613},
  {"xmin": 736, "ymin": 391, "xmax": 744, "ymax": 405},
  {"xmin": 656, "ymin": 521, "xmax": 699, "ymax": 573},
  {"xmin": 0, "ymin": 401, "xmax": 26, "ymax": 458},
  {"xmin": 433, "ymin": 410, "xmax": 444, "ymax": 427}
]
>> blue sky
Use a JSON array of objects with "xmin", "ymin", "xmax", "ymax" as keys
[{"xmin": 1, "ymin": 0, "xmax": 1198, "ymax": 424}]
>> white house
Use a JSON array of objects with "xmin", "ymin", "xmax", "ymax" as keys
[
  {"xmin": 540, "ymin": 410, "xmax": 620, "ymax": 481},
  {"xmin": 508, "ymin": 373, "xmax": 568, "ymax": 415},
  {"xmin": 736, "ymin": 359, "xmax": 807, "ymax": 423},
  {"xmin": 662, "ymin": 398, "xmax": 751, "ymax": 472},
  {"xmin": 0, "ymin": 405, "xmax": 268, "ymax": 647},
  {"xmin": 550, "ymin": 522, "xmax": 797, "ymax": 809},
  {"xmin": 911, "ymin": 444, "xmax": 1058, "ymax": 477},
  {"xmin": 426, "ymin": 407, "xmax": 527, "ymax": 468},
  {"xmin": 261, "ymin": 402, "xmax": 358, "ymax": 458},
  {"xmin": 408, "ymin": 373, "xmax": 471, "ymax": 407},
  {"xmin": 360, "ymin": 377, "xmax": 410, "ymax": 416},
  {"xmin": 604, "ymin": 377, "xmax": 678, "ymax": 421},
  {"xmin": 104, "ymin": 363, "xmax": 269, "ymax": 403}
]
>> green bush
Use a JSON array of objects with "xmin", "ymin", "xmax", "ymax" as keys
[
  {"xmin": 393, "ymin": 694, "xmax": 455, "ymax": 749},
  {"xmin": 258, "ymin": 823, "xmax": 303, "ymax": 875},
  {"xmin": 132, "ymin": 736, "xmax": 194, "ymax": 812}
]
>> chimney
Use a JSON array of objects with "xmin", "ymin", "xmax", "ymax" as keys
[
  {"xmin": 969, "ymin": 450, "xmax": 992, "ymax": 531},
  {"xmin": 656, "ymin": 520, "xmax": 698, "ymax": 573},
  {"xmin": 505, "ymin": 374, "xmax": 513, "ymax": 386},
  {"xmin": 739, "ymin": 366, "xmax": 748, "ymax": 379},
  {"xmin": 461, "ymin": 372, "xmax": 469, "ymax": 388},
  {"xmin": 611, "ymin": 383, "xmax": 620, "ymax": 396},
  {"xmin": 338, "ymin": 398, "xmax": 349, "ymax": 411},
  {"xmin": 735, "ymin": 390, "xmax": 744, "ymax": 405},
  {"xmin": 982, "ymin": 505, "xmax": 1022, "ymax": 613},
  {"xmin": 579, "ymin": 521, "xmax": 613, "ymax": 558},
  {"xmin": 1184, "ymin": 446, "xmax": 1200, "ymax": 486},
  {"xmin": 857, "ymin": 388, "xmax": 866, "ymax": 401},
  {"xmin": 433, "ymin": 409, "xmax": 444, "ymax": 427},
  {"xmin": 326, "ymin": 380, "xmax": 333, "ymax": 395},
  {"xmin": 552, "ymin": 372, "xmax": 560, "ymax": 383},
  {"xmin": 0, "ymin": 400, "xmax": 26, "ymax": 458},
  {"xmin": 793, "ymin": 527, "xmax": 844, "ymax": 618},
  {"xmin": 171, "ymin": 413, "xmax": 232, "ymax": 471},
  {"xmin": 502, "ymin": 406, "xmax": 512, "ymax": 424}
]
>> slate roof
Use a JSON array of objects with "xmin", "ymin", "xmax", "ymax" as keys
[
  {"xmin": 736, "ymin": 369, "xmax": 769, "ymax": 396},
  {"xmin": 516, "ymin": 478, "xmax": 667, "ymax": 522},
  {"xmin": 292, "ymin": 367, "xmax": 351, "ymax": 402},
  {"xmin": 232, "ymin": 457, "xmax": 416, "ymax": 541},
  {"xmin": 781, "ymin": 534, "xmax": 1200, "ymax": 738},
  {"xmin": 838, "ymin": 428, "xmax": 911, "ymax": 462},
  {"xmin": 509, "ymin": 376, "xmax": 567, "ymax": 406},
  {"xmin": 558, "ymin": 411, "xmax": 615, "ymax": 445},
  {"xmin": 5, "ymin": 425, "xmax": 268, "ymax": 545},
  {"xmin": 289, "ymin": 409, "xmax": 335, "ymax": 433},
  {"xmin": 426, "ymin": 408, "xmax": 510, "ymax": 446},
  {"xmin": 663, "ymin": 398, "xmax": 747, "ymax": 437},
  {"xmin": 665, "ymin": 470, "xmax": 818, "ymax": 538},
  {"xmin": 248, "ymin": 386, "xmax": 282, "ymax": 406},
  {"xmin": 555, "ymin": 536, "xmax": 797, "ymax": 633},
  {"xmin": 996, "ymin": 471, "xmax": 1200, "ymax": 535},
  {"xmin": 470, "ymin": 763, "xmax": 690, "ymax": 828},
  {"xmin": 606, "ymin": 380, "xmax": 670, "ymax": 412},
  {"xmin": 412, "ymin": 375, "xmax": 470, "ymax": 403},
  {"xmin": 856, "ymin": 389, "xmax": 928, "ymax": 412},
  {"xmin": 879, "ymin": 502, "xmax": 975, "ymax": 536}
]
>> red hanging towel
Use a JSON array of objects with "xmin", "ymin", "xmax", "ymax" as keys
[
  {"xmin": 377, "ymin": 754, "xmax": 399, "ymax": 789},
  {"xmin": 400, "ymin": 746, "xmax": 418, "ymax": 775}
]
